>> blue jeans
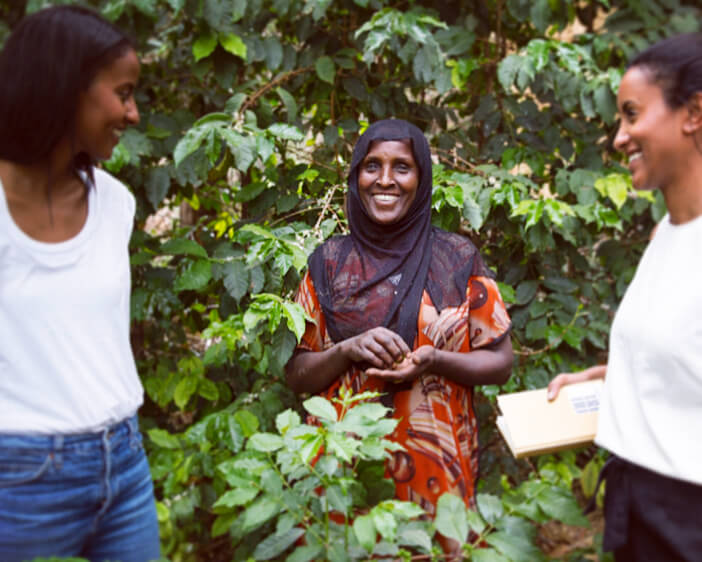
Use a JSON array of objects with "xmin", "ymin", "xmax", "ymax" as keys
[{"xmin": 0, "ymin": 415, "xmax": 160, "ymax": 562}]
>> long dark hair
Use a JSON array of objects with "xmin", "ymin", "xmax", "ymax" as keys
[
  {"xmin": 0, "ymin": 5, "xmax": 133, "ymax": 170},
  {"xmin": 630, "ymin": 32, "xmax": 702, "ymax": 109}
]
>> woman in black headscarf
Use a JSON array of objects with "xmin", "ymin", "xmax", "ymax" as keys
[{"xmin": 286, "ymin": 119, "xmax": 512, "ymax": 524}]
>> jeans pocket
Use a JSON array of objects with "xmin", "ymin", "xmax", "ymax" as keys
[
  {"xmin": 0, "ymin": 451, "xmax": 52, "ymax": 489},
  {"xmin": 128, "ymin": 430, "xmax": 145, "ymax": 452}
]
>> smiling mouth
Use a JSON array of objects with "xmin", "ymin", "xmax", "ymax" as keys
[
  {"xmin": 629, "ymin": 152, "xmax": 642, "ymax": 163},
  {"xmin": 372, "ymin": 194, "xmax": 400, "ymax": 203}
]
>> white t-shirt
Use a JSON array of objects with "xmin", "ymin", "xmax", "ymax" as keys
[
  {"xmin": 596, "ymin": 213, "xmax": 702, "ymax": 486},
  {"xmin": 0, "ymin": 168, "xmax": 143, "ymax": 434}
]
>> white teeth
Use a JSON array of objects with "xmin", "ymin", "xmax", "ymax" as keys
[
  {"xmin": 629, "ymin": 152, "xmax": 642, "ymax": 162},
  {"xmin": 374, "ymin": 194, "xmax": 399, "ymax": 202},
  {"xmin": 113, "ymin": 129, "xmax": 124, "ymax": 138}
]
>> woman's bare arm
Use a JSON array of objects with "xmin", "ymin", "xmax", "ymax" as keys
[
  {"xmin": 285, "ymin": 326, "xmax": 411, "ymax": 395},
  {"xmin": 546, "ymin": 364, "xmax": 607, "ymax": 401}
]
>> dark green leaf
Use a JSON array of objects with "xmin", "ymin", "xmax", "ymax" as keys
[
  {"xmin": 241, "ymin": 494, "xmax": 282, "ymax": 533},
  {"xmin": 223, "ymin": 260, "xmax": 249, "ymax": 302},
  {"xmin": 162, "ymin": 238, "xmax": 208, "ymax": 258},
  {"xmin": 174, "ymin": 374, "xmax": 199, "ymax": 410},
  {"xmin": 145, "ymin": 166, "xmax": 170, "ymax": 209},
  {"xmin": 253, "ymin": 527, "xmax": 305, "ymax": 560},
  {"xmin": 174, "ymin": 259, "xmax": 212, "ymax": 292},
  {"xmin": 315, "ymin": 56, "xmax": 335, "ymax": 84}
]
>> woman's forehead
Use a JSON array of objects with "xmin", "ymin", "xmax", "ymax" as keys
[{"xmin": 365, "ymin": 138, "xmax": 414, "ymax": 155}]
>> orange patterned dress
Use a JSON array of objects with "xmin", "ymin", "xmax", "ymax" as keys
[{"xmin": 294, "ymin": 270, "xmax": 511, "ymax": 514}]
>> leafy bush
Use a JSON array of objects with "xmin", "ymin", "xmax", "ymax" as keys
[{"xmin": 7, "ymin": 0, "xmax": 701, "ymax": 559}]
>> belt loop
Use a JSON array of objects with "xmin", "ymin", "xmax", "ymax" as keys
[
  {"xmin": 131, "ymin": 413, "xmax": 140, "ymax": 436},
  {"xmin": 52, "ymin": 434, "xmax": 64, "ymax": 469}
]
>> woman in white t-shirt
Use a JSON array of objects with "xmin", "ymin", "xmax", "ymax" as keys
[
  {"xmin": 0, "ymin": 6, "xmax": 160, "ymax": 561},
  {"xmin": 551, "ymin": 33, "xmax": 702, "ymax": 560}
]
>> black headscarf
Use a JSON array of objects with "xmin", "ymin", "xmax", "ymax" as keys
[{"xmin": 309, "ymin": 119, "xmax": 491, "ymax": 349}]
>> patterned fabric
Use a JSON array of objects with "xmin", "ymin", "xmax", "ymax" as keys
[{"xmin": 295, "ymin": 270, "xmax": 511, "ymax": 514}]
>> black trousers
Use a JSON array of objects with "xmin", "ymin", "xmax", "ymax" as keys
[{"xmin": 599, "ymin": 456, "xmax": 702, "ymax": 561}]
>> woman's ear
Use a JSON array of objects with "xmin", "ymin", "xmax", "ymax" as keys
[{"xmin": 682, "ymin": 92, "xmax": 702, "ymax": 135}]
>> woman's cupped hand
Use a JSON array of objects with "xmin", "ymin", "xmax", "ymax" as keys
[{"xmin": 340, "ymin": 327, "xmax": 434, "ymax": 383}]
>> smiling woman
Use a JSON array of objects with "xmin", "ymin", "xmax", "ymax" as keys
[
  {"xmin": 0, "ymin": 6, "xmax": 158, "ymax": 562},
  {"xmin": 552, "ymin": 33, "xmax": 702, "ymax": 562},
  {"xmin": 286, "ymin": 119, "xmax": 513, "ymax": 551},
  {"xmin": 74, "ymin": 49, "xmax": 141, "ymax": 162},
  {"xmin": 357, "ymin": 139, "xmax": 418, "ymax": 225}
]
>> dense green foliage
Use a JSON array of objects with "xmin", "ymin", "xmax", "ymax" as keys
[{"xmin": 5, "ymin": 0, "xmax": 702, "ymax": 559}]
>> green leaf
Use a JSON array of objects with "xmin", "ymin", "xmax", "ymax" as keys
[
  {"xmin": 162, "ymin": 238, "xmax": 208, "ymax": 258},
  {"xmin": 223, "ymin": 260, "xmax": 248, "ymax": 302},
  {"xmin": 198, "ymin": 378, "xmax": 219, "ymax": 401},
  {"xmin": 253, "ymin": 527, "xmax": 305, "ymax": 560},
  {"xmin": 276, "ymin": 409, "xmax": 301, "ymax": 435},
  {"xmin": 485, "ymin": 531, "xmax": 543, "ymax": 562},
  {"xmin": 103, "ymin": 142, "xmax": 130, "ymax": 173},
  {"xmin": 462, "ymin": 195, "xmax": 485, "ymax": 230},
  {"xmin": 148, "ymin": 428, "xmax": 181, "ymax": 449},
  {"xmin": 530, "ymin": 0, "xmax": 551, "ymax": 33},
  {"xmin": 268, "ymin": 123, "xmax": 304, "ymax": 141},
  {"xmin": 281, "ymin": 301, "xmax": 307, "ymax": 340},
  {"xmin": 174, "ymin": 259, "xmax": 212, "ymax": 292},
  {"xmin": 276, "ymin": 87, "xmax": 298, "ymax": 122},
  {"xmin": 132, "ymin": 0, "xmax": 156, "ymax": 16},
  {"xmin": 515, "ymin": 280, "xmax": 539, "ymax": 305},
  {"xmin": 248, "ymin": 432, "xmax": 285, "ymax": 452},
  {"xmin": 298, "ymin": 434, "xmax": 323, "ymax": 464},
  {"xmin": 286, "ymin": 544, "xmax": 324, "ymax": 562},
  {"xmin": 228, "ymin": 415, "xmax": 245, "ymax": 452},
  {"xmin": 353, "ymin": 514, "xmax": 376, "ymax": 553},
  {"xmin": 241, "ymin": 494, "xmax": 282, "ymax": 533},
  {"xmin": 535, "ymin": 486, "xmax": 589, "ymax": 526},
  {"xmin": 213, "ymin": 487, "xmax": 259, "ymax": 508},
  {"xmin": 303, "ymin": 396, "xmax": 338, "ymax": 422},
  {"xmin": 466, "ymin": 508, "xmax": 487, "ymax": 534},
  {"xmin": 477, "ymin": 493, "xmax": 504, "ymax": 524},
  {"xmin": 220, "ymin": 32, "xmax": 247, "ymax": 60},
  {"xmin": 593, "ymin": 82, "xmax": 617, "ymax": 124},
  {"xmin": 193, "ymin": 32, "xmax": 218, "ymax": 61},
  {"xmin": 498, "ymin": 54, "xmax": 522, "ymax": 91},
  {"xmin": 581, "ymin": 458, "xmax": 600, "ymax": 498},
  {"xmin": 595, "ymin": 174, "xmax": 630, "ymax": 209},
  {"xmin": 145, "ymin": 166, "xmax": 170, "ymax": 209},
  {"xmin": 120, "ymin": 129, "xmax": 152, "ymax": 165},
  {"xmin": 315, "ymin": 56, "xmax": 336, "ymax": 84},
  {"xmin": 211, "ymin": 512, "xmax": 238, "ymax": 537},
  {"xmin": 174, "ymin": 374, "xmax": 199, "ymax": 410},
  {"xmin": 371, "ymin": 507, "xmax": 397, "ymax": 542},
  {"xmin": 434, "ymin": 493, "xmax": 468, "ymax": 543},
  {"xmin": 326, "ymin": 433, "xmax": 358, "ymax": 463},
  {"xmin": 382, "ymin": 500, "xmax": 424, "ymax": 519},
  {"xmin": 471, "ymin": 550, "xmax": 511, "ymax": 562},
  {"xmin": 398, "ymin": 527, "xmax": 432, "ymax": 553},
  {"xmin": 234, "ymin": 410, "xmax": 260, "ymax": 437}
]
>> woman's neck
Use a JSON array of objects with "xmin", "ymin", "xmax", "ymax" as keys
[
  {"xmin": 0, "ymin": 143, "xmax": 78, "ymax": 201},
  {"xmin": 662, "ymin": 156, "xmax": 702, "ymax": 225}
]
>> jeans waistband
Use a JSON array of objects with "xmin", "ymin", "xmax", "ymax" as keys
[{"xmin": 0, "ymin": 414, "xmax": 139, "ymax": 451}]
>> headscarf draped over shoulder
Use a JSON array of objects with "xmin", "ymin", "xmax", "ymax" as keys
[{"xmin": 308, "ymin": 119, "xmax": 492, "ymax": 348}]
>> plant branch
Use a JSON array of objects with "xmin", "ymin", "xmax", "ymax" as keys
[{"xmin": 240, "ymin": 67, "xmax": 313, "ymax": 115}]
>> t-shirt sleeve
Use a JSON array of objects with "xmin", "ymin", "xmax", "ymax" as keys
[
  {"xmin": 294, "ymin": 270, "xmax": 326, "ymax": 352},
  {"xmin": 467, "ymin": 275, "xmax": 511, "ymax": 349}
]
